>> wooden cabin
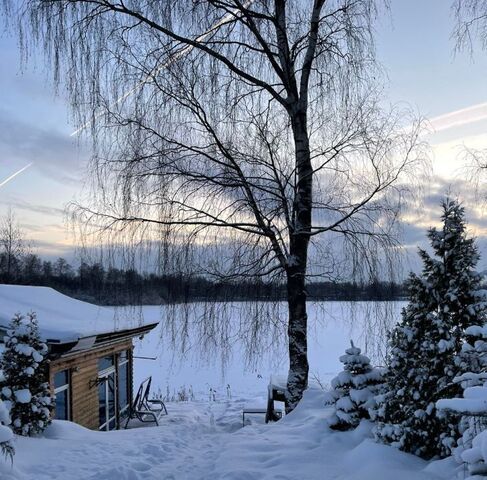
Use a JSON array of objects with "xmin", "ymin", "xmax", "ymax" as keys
[{"xmin": 0, "ymin": 284, "xmax": 158, "ymax": 431}]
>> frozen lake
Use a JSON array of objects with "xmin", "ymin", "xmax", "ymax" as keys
[{"xmin": 133, "ymin": 301, "xmax": 405, "ymax": 399}]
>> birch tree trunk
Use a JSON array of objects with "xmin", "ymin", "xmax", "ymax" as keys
[
  {"xmin": 286, "ymin": 108, "xmax": 313, "ymax": 410},
  {"xmin": 286, "ymin": 266, "xmax": 309, "ymax": 411}
]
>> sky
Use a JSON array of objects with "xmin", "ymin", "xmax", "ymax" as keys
[{"xmin": 1, "ymin": 0, "xmax": 487, "ymax": 271}]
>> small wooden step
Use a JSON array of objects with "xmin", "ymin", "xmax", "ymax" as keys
[
  {"xmin": 242, "ymin": 407, "xmax": 282, "ymax": 426},
  {"xmin": 243, "ymin": 408, "xmax": 267, "ymax": 414}
]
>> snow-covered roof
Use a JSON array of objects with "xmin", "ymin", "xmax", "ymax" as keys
[{"xmin": 0, "ymin": 284, "xmax": 159, "ymax": 343}]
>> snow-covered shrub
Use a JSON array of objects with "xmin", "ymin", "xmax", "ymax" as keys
[
  {"xmin": 0, "ymin": 396, "xmax": 14, "ymax": 461},
  {"xmin": 436, "ymin": 323, "xmax": 487, "ymax": 465},
  {"xmin": 456, "ymin": 325, "xmax": 487, "ymax": 387},
  {"xmin": 461, "ymin": 428, "xmax": 487, "ymax": 478},
  {"xmin": 177, "ymin": 386, "xmax": 190, "ymax": 402},
  {"xmin": 0, "ymin": 312, "xmax": 53, "ymax": 436},
  {"xmin": 324, "ymin": 341, "xmax": 384, "ymax": 430},
  {"xmin": 375, "ymin": 199, "xmax": 485, "ymax": 459},
  {"xmin": 161, "ymin": 384, "xmax": 196, "ymax": 402},
  {"xmin": 437, "ymin": 382, "xmax": 487, "ymax": 477}
]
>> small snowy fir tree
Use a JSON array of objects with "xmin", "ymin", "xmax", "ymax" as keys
[
  {"xmin": 375, "ymin": 199, "xmax": 485, "ymax": 459},
  {"xmin": 0, "ymin": 312, "xmax": 53, "ymax": 436},
  {"xmin": 324, "ymin": 341, "xmax": 384, "ymax": 430}
]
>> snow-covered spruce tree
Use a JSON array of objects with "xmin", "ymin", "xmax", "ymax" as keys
[
  {"xmin": 436, "ymin": 381, "xmax": 487, "ymax": 477},
  {"xmin": 455, "ymin": 325, "xmax": 487, "ymax": 389},
  {"xmin": 324, "ymin": 341, "xmax": 384, "ymax": 430},
  {"xmin": 0, "ymin": 313, "xmax": 52, "ymax": 436},
  {"xmin": 460, "ymin": 428, "xmax": 487, "ymax": 478},
  {"xmin": 0, "ymin": 398, "xmax": 13, "ymax": 461},
  {"xmin": 436, "ymin": 323, "xmax": 487, "ymax": 465},
  {"xmin": 375, "ymin": 199, "xmax": 485, "ymax": 459}
]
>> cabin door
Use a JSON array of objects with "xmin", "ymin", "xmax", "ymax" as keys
[{"xmin": 98, "ymin": 356, "xmax": 117, "ymax": 431}]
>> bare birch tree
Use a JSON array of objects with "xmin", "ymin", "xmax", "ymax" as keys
[
  {"xmin": 453, "ymin": 0, "xmax": 487, "ymax": 51},
  {"xmin": 451, "ymin": 1, "xmax": 487, "ymax": 192},
  {"xmin": 5, "ymin": 0, "xmax": 423, "ymax": 410},
  {"xmin": 0, "ymin": 209, "xmax": 26, "ymax": 283}
]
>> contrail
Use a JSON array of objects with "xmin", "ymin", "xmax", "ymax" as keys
[
  {"xmin": 71, "ymin": 3, "xmax": 253, "ymax": 137},
  {"xmin": 429, "ymin": 102, "xmax": 487, "ymax": 133},
  {"xmin": 0, "ymin": 163, "xmax": 33, "ymax": 188}
]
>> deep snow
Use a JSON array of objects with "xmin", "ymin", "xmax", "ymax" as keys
[
  {"xmin": 0, "ymin": 301, "xmax": 464, "ymax": 479},
  {"xmin": 0, "ymin": 387, "xmax": 459, "ymax": 480}
]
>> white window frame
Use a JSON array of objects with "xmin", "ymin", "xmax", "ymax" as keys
[
  {"xmin": 54, "ymin": 370, "xmax": 71, "ymax": 421},
  {"xmin": 118, "ymin": 351, "xmax": 130, "ymax": 416},
  {"xmin": 98, "ymin": 355, "xmax": 117, "ymax": 431},
  {"xmin": 98, "ymin": 366, "xmax": 117, "ymax": 431}
]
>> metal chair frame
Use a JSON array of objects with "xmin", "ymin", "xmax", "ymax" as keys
[{"xmin": 124, "ymin": 376, "xmax": 167, "ymax": 428}]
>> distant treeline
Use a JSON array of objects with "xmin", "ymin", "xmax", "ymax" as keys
[{"xmin": 0, "ymin": 252, "xmax": 406, "ymax": 305}]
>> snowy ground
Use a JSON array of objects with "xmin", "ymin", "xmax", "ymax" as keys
[
  {"xmin": 0, "ymin": 301, "xmax": 464, "ymax": 479},
  {"xmin": 1, "ymin": 388, "xmax": 459, "ymax": 479}
]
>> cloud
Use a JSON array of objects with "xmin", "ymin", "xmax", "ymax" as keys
[
  {"xmin": 406, "ymin": 176, "xmax": 481, "ymax": 220},
  {"xmin": 397, "ymin": 175, "xmax": 487, "ymax": 270},
  {"xmin": 0, "ymin": 109, "xmax": 87, "ymax": 183},
  {"xmin": 0, "ymin": 198, "xmax": 65, "ymax": 217},
  {"xmin": 32, "ymin": 240, "xmax": 77, "ymax": 262}
]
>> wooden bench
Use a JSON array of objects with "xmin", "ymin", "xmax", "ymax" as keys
[
  {"xmin": 266, "ymin": 375, "xmax": 287, "ymax": 423},
  {"xmin": 242, "ymin": 407, "xmax": 268, "ymax": 426},
  {"xmin": 124, "ymin": 376, "xmax": 167, "ymax": 428},
  {"xmin": 242, "ymin": 375, "xmax": 286, "ymax": 426}
]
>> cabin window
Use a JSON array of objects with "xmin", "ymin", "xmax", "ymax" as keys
[
  {"xmin": 98, "ymin": 355, "xmax": 117, "ymax": 431},
  {"xmin": 98, "ymin": 355, "xmax": 115, "ymax": 373},
  {"xmin": 118, "ymin": 350, "xmax": 130, "ymax": 416},
  {"xmin": 54, "ymin": 370, "xmax": 70, "ymax": 421}
]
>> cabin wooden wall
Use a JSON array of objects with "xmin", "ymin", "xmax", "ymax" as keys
[{"xmin": 49, "ymin": 340, "xmax": 133, "ymax": 430}]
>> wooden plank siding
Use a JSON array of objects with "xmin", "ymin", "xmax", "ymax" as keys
[{"xmin": 49, "ymin": 339, "xmax": 134, "ymax": 430}]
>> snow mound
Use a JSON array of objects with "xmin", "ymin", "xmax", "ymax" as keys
[{"xmin": 43, "ymin": 419, "xmax": 98, "ymax": 440}]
